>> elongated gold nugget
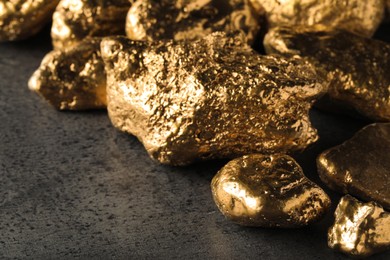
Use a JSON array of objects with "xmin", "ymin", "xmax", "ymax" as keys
[
  {"xmin": 0, "ymin": 0, "xmax": 60, "ymax": 42},
  {"xmin": 51, "ymin": 0, "xmax": 132, "ymax": 49},
  {"xmin": 329, "ymin": 195, "xmax": 390, "ymax": 258},
  {"xmin": 250, "ymin": 0, "xmax": 384, "ymax": 37},
  {"xmin": 126, "ymin": 0, "xmax": 261, "ymax": 44},
  {"xmin": 211, "ymin": 154, "xmax": 331, "ymax": 227},
  {"xmin": 264, "ymin": 26, "xmax": 390, "ymax": 122},
  {"xmin": 317, "ymin": 123, "xmax": 390, "ymax": 210},
  {"xmin": 29, "ymin": 38, "xmax": 106, "ymax": 110},
  {"xmin": 101, "ymin": 32, "xmax": 327, "ymax": 165}
]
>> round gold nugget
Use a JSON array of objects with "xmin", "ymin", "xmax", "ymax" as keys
[{"xmin": 211, "ymin": 154, "xmax": 331, "ymax": 227}]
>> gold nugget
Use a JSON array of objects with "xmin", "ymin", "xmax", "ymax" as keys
[
  {"xmin": 126, "ymin": 0, "xmax": 261, "ymax": 44},
  {"xmin": 0, "ymin": 0, "xmax": 60, "ymax": 41},
  {"xmin": 101, "ymin": 32, "xmax": 327, "ymax": 165},
  {"xmin": 329, "ymin": 195, "xmax": 390, "ymax": 257},
  {"xmin": 317, "ymin": 123, "xmax": 390, "ymax": 210},
  {"xmin": 211, "ymin": 154, "xmax": 331, "ymax": 227},
  {"xmin": 264, "ymin": 26, "xmax": 390, "ymax": 122},
  {"xmin": 29, "ymin": 38, "xmax": 106, "ymax": 110},
  {"xmin": 251, "ymin": 0, "xmax": 384, "ymax": 37},
  {"xmin": 51, "ymin": 0, "xmax": 132, "ymax": 49}
]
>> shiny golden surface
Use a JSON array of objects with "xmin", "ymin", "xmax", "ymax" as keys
[
  {"xmin": 264, "ymin": 26, "xmax": 390, "ymax": 122},
  {"xmin": 251, "ymin": 0, "xmax": 384, "ymax": 37},
  {"xmin": 101, "ymin": 32, "xmax": 327, "ymax": 166},
  {"xmin": 317, "ymin": 123, "xmax": 390, "ymax": 210},
  {"xmin": 126, "ymin": 0, "xmax": 261, "ymax": 44},
  {"xmin": 211, "ymin": 154, "xmax": 331, "ymax": 227},
  {"xmin": 328, "ymin": 195, "xmax": 390, "ymax": 257},
  {"xmin": 0, "ymin": 0, "xmax": 60, "ymax": 41},
  {"xmin": 51, "ymin": 0, "xmax": 132, "ymax": 49},
  {"xmin": 29, "ymin": 38, "xmax": 106, "ymax": 110}
]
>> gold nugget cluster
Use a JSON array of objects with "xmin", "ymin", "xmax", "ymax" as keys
[{"xmin": 1, "ymin": 0, "xmax": 389, "ymax": 258}]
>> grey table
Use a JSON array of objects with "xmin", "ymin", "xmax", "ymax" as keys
[{"xmin": 1, "ymin": 25, "xmax": 389, "ymax": 259}]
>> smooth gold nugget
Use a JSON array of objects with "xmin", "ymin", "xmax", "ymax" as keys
[
  {"xmin": 29, "ymin": 38, "xmax": 106, "ymax": 110},
  {"xmin": 0, "ymin": 0, "xmax": 60, "ymax": 41},
  {"xmin": 52, "ymin": 0, "xmax": 132, "ymax": 49},
  {"xmin": 317, "ymin": 123, "xmax": 390, "ymax": 210},
  {"xmin": 329, "ymin": 195, "xmax": 390, "ymax": 258},
  {"xmin": 250, "ymin": 0, "xmax": 384, "ymax": 37},
  {"xmin": 126, "ymin": 0, "xmax": 261, "ymax": 44},
  {"xmin": 101, "ymin": 32, "xmax": 327, "ymax": 166},
  {"xmin": 211, "ymin": 154, "xmax": 331, "ymax": 227},
  {"xmin": 264, "ymin": 26, "xmax": 390, "ymax": 122}
]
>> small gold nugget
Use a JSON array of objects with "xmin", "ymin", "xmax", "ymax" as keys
[
  {"xmin": 101, "ymin": 32, "xmax": 327, "ymax": 166},
  {"xmin": 250, "ymin": 0, "xmax": 384, "ymax": 37},
  {"xmin": 51, "ymin": 0, "xmax": 132, "ymax": 49},
  {"xmin": 0, "ymin": 0, "xmax": 60, "ymax": 41},
  {"xmin": 264, "ymin": 26, "xmax": 390, "ymax": 122},
  {"xmin": 29, "ymin": 38, "xmax": 106, "ymax": 110},
  {"xmin": 329, "ymin": 195, "xmax": 390, "ymax": 258},
  {"xmin": 317, "ymin": 123, "xmax": 390, "ymax": 210},
  {"xmin": 211, "ymin": 154, "xmax": 331, "ymax": 227},
  {"xmin": 126, "ymin": 0, "xmax": 261, "ymax": 44}
]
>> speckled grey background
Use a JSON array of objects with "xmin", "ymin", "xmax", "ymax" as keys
[{"xmin": 1, "ymin": 25, "xmax": 389, "ymax": 259}]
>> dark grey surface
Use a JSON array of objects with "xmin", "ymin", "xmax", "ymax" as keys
[{"xmin": 0, "ymin": 26, "xmax": 389, "ymax": 259}]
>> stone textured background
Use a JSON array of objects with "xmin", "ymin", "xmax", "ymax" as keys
[{"xmin": 0, "ymin": 25, "xmax": 389, "ymax": 259}]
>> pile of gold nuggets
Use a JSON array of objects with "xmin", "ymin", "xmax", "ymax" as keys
[{"xmin": 1, "ymin": 0, "xmax": 389, "ymax": 257}]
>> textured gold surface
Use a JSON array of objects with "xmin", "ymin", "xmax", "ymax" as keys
[
  {"xmin": 328, "ymin": 195, "xmax": 390, "ymax": 257},
  {"xmin": 317, "ymin": 123, "xmax": 390, "ymax": 211},
  {"xmin": 211, "ymin": 154, "xmax": 331, "ymax": 227},
  {"xmin": 126, "ymin": 0, "xmax": 261, "ymax": 44},
  {"xmin": 101, "ymin": 32, "xmax": 327, "ymax": 166},
  {"xmin": 251, "ymin": 0, "xmax": 384, "ymax": 37},
  {"xmin": 0, "ymin": 0, "xmax": 60, "ymax": 41},
  {"xmin": 264, "ymin": 26, "xmax": 390, "ymax": 122},
  {"xmin": 51, "ymin": 0, "xmax": 132, "ymax": 49},
  {"xmin": 29, "ymin": 38, "xmax": 106, "ymax": 110}
]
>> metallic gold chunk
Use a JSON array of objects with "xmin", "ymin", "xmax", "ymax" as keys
[
  {"xmin": 0, "ymin": 0, "xmax": 60, "ymax": 41},
  {"xmin": 264, "ymin": 26, "xmax": 390, "ymax": 122},
  {"xmin": 328, "ymin": 195, "xmax": 390, "ymax": 258},
  {"xmin": 51, "ymin": 0, "xmax": 133, "ymax": 49},
  {"xmin": 29, "ymin": 38, "xmax": 106, "ymax": 110},
  {"xmin": 126, "ymin": 0, "xmax": 261, "ymax": 44},
  {"xmin": 250, "ymin": 0, "xmax": 384, "ymax": 37},
  {"xmin": 101, "ymin": 32, "xmax": 327, "ymax": 165},
  {"xmin": 317, "ymin": 123, "xmax": 390, "ymax": 210},
  {"xmin": 211, "ymin": 154, "xmax": 331, "ymax": 227}
]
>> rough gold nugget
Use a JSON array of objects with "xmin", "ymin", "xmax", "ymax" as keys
[
  {"xmin": 329, "ymin": 195, "xmax": 390, "ymax": 258},
  {"xmin": 52, "ymin": 0, "xmax": 132, "ymax": 49},
  {"xmin": 126, "ymin": 0, "xmax": 261, "ymax": 44},
  {"xmin": 101, "ymin": 32, "xmax": 327, "ymax": 165},
  {"xmin": 29, "ymin": 38, "xmax": 106, "ymax": 110},
  {"xmin": 317, "ymin": 123, "xmax": 390, "ymax": 210},
  {"xmin": 0, "ymin": 0, "xmax": 60, "ymax": 41},
  {"xmin": 250, "ymin": 0, "xmax": 384, "ymax": 37},
  {"xmin": 264, "ymin": 26, "xmax": 390, "ymax": 122},
  {"xmin": 211, "ymin": 154, "xmax": 331, "ymax": 227}
]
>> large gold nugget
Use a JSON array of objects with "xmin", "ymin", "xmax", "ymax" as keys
[
  {"xmin": 250, "ymin": 0, "xmax": 384, "ymax": 37},
  {"xmin": 29, "ymin": 38, "xmax": 106, "ymax": 110},
  {"xmin": 264, "ymin": 26, "xmax": 390, "ymax": 122},
  {"xmin": 126, "ymin": 0, "xmax": 261, "ymax": 44},
  {"xmin": 328, "ymin": 195, "xmax": 390, "ymax": 257},
  {"xmin": 0, "ymin": 0, "xmax": 60, "ymax": 41},
  {"xmin": 317, "ymin": 123, "xmax": 390, "ymax": 210},
  {"xmin": 51, "ymin": 0, "xmax": 132, "ymax": 49},
  {"xmin": 211, "ymin": 154, "xmax": 331, "ymax": 227},
  {"xmin": 101, "ymin": 32, "xmax": 327, "ymax": 166}
]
